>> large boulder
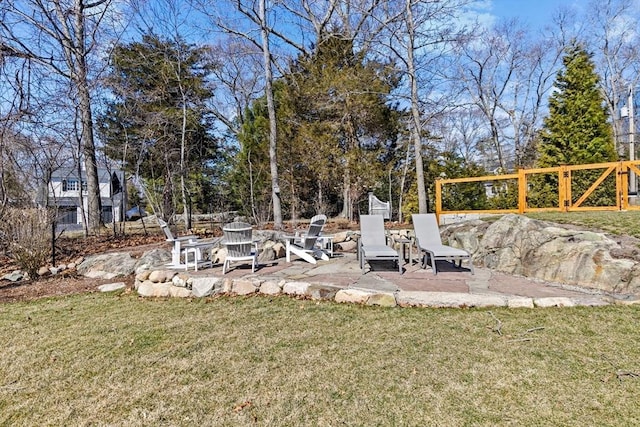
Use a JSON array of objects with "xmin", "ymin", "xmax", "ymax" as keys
[
  {"xmin": 77, "ymin": 252, "xmax": 138, "ymax": 279},
  {"xmin": 441, "ymin": 219, "xmax": 489, "ymax": 256},
  {"xmin": 445, "ymin": 214, "xmax": 640, "ymax": 295},
  {"xmin": 134, "ymin": 249, "xmax": 172, "ymax": 273}
]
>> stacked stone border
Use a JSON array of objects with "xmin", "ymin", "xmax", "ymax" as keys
[{"xmin": 132, "ymin": 269, "xmax": 615, "ymax": 309}]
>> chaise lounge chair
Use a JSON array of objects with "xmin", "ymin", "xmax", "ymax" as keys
[
  {"xmin": 358, "ymin": 214, "xmax": 402, "ymax": 273},
  {"xmin": 222, "ymin": 221, "xmax": 258, "ymax": 274},
  {"xmin": 285, "ymin": 214, "xmax": 330, "ymax": 264},
  {"xmin": 412, "ymin": 214, "xmax": 474, "ymax": 275}
]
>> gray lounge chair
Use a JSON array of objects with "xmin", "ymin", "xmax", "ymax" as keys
[
  {"xmin": 412, "ymin": 214, "xmax": 474, "ymax": 275},
  {"xmin": 285, "ymin": 214, "xmax": 329, "ymax": 264},
  {"xmin": 359, "ymin": 214, "xmax": 402, "ymax": 273},
  {"xmin": 222, "ymin": 221, "xmax": 258, "ymax": 274}
]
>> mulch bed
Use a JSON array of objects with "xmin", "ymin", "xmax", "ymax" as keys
[{"xmin": 0, "ymin": 233, "xmax": 164, "ymax": 303}]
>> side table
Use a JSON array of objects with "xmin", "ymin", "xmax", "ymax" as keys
[
  {"xmin": 316, "ymin": 235, "xmax": 334, "ymax": 257},
  {"xmin": 393, "ymin": 236, "xmax": 413, "ymax": 266}
]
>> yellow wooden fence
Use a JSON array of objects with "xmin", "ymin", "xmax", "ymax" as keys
[{"xmin": 435, "ymin": 160, "xmax": 640, "ymax": 218}]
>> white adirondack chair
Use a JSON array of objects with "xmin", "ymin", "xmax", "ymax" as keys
[
  {"xmin": 158, "ymin": 218, "xmax": 217, "ymax": 270},
  {"xmin": 285, "ymin": 214, "xmax": 329, "ymax": 264},
  {"xmin": 222, "ymin": 222, "xmax": 258, "ymax": 274}
]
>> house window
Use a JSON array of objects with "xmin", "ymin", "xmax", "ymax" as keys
[
  {"xmin": 64, "ymin": 179, "xmax": 80, "ymax": 192},
  {"xmin": 61, "ymin": 179, "xmax": 87, "ymax": 192}
]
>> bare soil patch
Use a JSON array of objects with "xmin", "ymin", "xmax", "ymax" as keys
[
  {"xmin": 0, "ymin": 219, "xmax": 360, "ymax": 303},
  {"xmin": 0, "ymin": 233, "xmax": 165, "ymax": 303}
]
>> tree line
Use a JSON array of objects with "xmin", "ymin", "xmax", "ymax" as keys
[{"xmin": 0, "ymin": 0, "xmax": 637, "ymax": 233}]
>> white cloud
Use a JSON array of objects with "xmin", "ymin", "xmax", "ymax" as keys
[{"xmin": 460, "ymin": 0, "xmax": 496, "ymax": 30}]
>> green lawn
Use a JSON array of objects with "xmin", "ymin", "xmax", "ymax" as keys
[
  {"xmin": 1, "ymin": 293, "xmax": 639, "ymax": 426},
  {"xmin": 525, "ymin": 211, "xmax": 640, "ymax": 239}
]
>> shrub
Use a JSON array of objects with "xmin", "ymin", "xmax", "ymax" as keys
[
  {"xmin": 487, "ymin": 180, "xmax": 519, "ymax": 210},
  {"xmin": 0, "ymin": 207, "xmax": 53, "ymax": 279}
]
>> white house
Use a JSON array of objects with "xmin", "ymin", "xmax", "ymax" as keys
[{"xmin": 48, "ymin": 166, "xmax": 126, "ymax": 225}]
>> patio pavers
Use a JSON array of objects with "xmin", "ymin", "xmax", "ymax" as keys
[{"xmin": 188, "ymin": 251, "xmax": 616, "ymax": 302}]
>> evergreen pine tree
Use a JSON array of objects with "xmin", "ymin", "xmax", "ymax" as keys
[
  {"xmin": 538, "ymin": 42, "xmax": 617, "ymax": 166},
  {"xmin": 282, "ymin": 34, "xmax": 400, "ymax": 220},
  {"xmin": 531, "ymin": 41, "xmax": 618, "ymax": 208},
  {"xmin": 98, "ymin": 33, "xmax": 218, "ymax": 218}
]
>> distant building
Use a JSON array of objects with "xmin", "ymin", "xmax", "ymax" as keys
[{"xmin": 48, "ymin": 166, "xmax": 126, "ymax": 225}]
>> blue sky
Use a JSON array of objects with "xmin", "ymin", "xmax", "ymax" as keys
[{"xmin": 487, "ymin": 0, "xmax": 585, "ymax": 29}]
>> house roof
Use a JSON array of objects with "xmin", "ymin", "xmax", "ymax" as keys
[
  {"xmin": 52, "ymin": 197, "xmax": 79, "ymax": 207},
  {"xmin": 50, "ymin": 167, "xmax": 123, "ymax": 182},
  {"xmin": 49, "ymin": 196, "xmax": 124, "ymax": 207}
]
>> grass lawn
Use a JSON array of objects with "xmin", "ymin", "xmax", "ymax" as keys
[
  {"xmin": 1, "ymin": 293, "xmax": 640, "ymax": 426},
  {"xmin": 525, "ymin": 211, "xmax": 640, "ymax": 239}
]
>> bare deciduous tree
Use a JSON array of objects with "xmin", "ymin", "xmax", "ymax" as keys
[
  {"xmin": 0, "ymin": 0, "xmax": 122, "ymax": 234},
  {"xmin": 195, "ymin": 0, "xmax": 283, "ymax": 228},
  {"xmin": 454, "ymin": 18, "xmax": 564, "ymax": 171},
  {"xmin": 379, "ymin": 0, "xmax": 473, "ymax": 215},
  {"xmin": 207, "ymin": 38, "xmax": 264, "ymax": 135},
  {"xmin": 584, "ymin": 0, "xmax": 640, "ymax": 156}
]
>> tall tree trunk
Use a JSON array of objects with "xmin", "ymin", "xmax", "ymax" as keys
[
  {"xmin": 406, "ymin": 0, "xmax": 428, "ymax": 214},
  {"xmin": 179, "ymin": 91, "xmax": 191, "ymax": 230},
  {"xmin": 74, "ymin": 5, "xmax": 102, "ymax": 234},
  {"xmin": 490, "ymin": 117, "xmax": 506, "ymax": 171},
  {"xmin": 75, "ymin": 155, "xmax": 88, "ymax": 236},
  {"xmin": 341, "ymin": 166, "xmax": 354, "ymax": 221},
  {"xmin": 163, "ymin": 161, "xmax": 174, "ymax": 222},
  {"xmin": 398, "ymin": 139, "xmax": 411, "ymax": 223},
  {"xmin": 259, "ymin": 0, "xmax": 283, "ymax": 229},
  {"xmin": 77, "ymin": 61, "xmax": 102, "ymax": 234}
]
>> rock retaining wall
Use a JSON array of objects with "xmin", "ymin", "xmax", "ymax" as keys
[
  {"xmin": 132, "ymin": 268, "xmax": 613, "ymax": 308},
  {"xmin": 134, "ymin": 269, "xmax": 394, "ymax": 304}
]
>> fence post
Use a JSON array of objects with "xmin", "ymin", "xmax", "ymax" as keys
[
  {"xmin": 435, "ymin": 179, "xmax": 442, "ymax": 222},
  {"xmin": 518, "ymin": 168, "xmax": 526, "ymax": 214},
  {"xmin": 558, "ymin": 165, "xmax": 570, "ymax": 212},
  {"xmin": 619, "ymin": 161, "xmax": 628, "ymax": 210}
]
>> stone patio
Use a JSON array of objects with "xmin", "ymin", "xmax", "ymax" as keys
[{"xmin": 132, "ymin": 252, "xmax": 639, "ymax": 308}]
